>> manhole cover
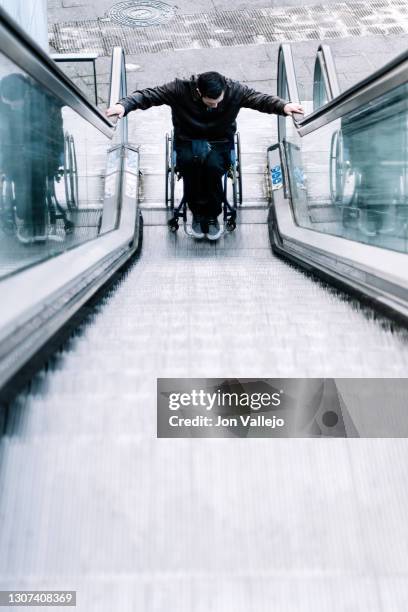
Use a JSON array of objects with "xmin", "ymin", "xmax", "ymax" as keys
[{"xmin": 108, "ymin": 0, "xmax": 175, "ymax": 27}]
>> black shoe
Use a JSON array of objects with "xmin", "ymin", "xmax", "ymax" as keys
[
  {"xmin": 358, "ymin": 217, "xmax": 377, "ymax": 237},
  {"xmin": 48, "ymin": 225, "xmax": 64, "ymax": 242},
  {"xmin": 16, "ymin": 224, "xmax": 35, "ymax": 244},
  {"xmin": 206, "ymin": 217, "xmax": 222, "ymax": 241},
  {"xmin": 191, "ymin": 215, "xmax": 205, "ymax": 239},
  {"xmin": 33, "ymin": 225, "xmax": 47, "ymax": 243},
  {"xmin": 0, "ymin": 210, "xmax": 16, "ymax": 235}
]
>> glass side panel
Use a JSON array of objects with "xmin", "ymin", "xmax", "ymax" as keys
[
  {"xmin": 282, "ymin": 82, "xmax": 408, "ymax": 253},
  {"xmin": 53, "ymin": 59, "xmax": 99, "ymax": 106},
  {"xmin": 286, "ymin": 46, "xmax": 314, "ymax": 117},
  {"xmin": 291, "ymin": 52, "xmax": 311, "ymax": 104},
  {"xmin": 313, "ymin": 58, "xmax": 329, "ymax": 111},
  {"xmin": 0, "ymin": 52, "xmax": 119, "ymax": 279}
]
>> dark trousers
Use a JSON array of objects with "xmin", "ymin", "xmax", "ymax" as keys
[
  {"xmin": 8, "ymin": 158, "xmax": 47, "ymax": 229},
  {"xmin": 175, "ymin": 140, "xmax": 231, "ymax": 218}
]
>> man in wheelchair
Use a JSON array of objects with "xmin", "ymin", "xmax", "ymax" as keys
[{"xmin": 107, "ymin": 71, "xmax": 303, "ymax": 239}]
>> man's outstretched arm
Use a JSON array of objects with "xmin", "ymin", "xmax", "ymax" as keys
[
  {"xmin": 106, "ymin": 80, "xmax": 179, "ymax": 119},
  {"xmin": 237, "ymin": 82, "xmax": 304, "ymax": 116}
]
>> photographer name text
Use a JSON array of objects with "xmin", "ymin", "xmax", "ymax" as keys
[{"xmin": 168, "ymin": 414, "xmax": 285, "ymax": 428}]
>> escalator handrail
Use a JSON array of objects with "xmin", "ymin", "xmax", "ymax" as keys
[
  {"xmin": 109, "ymin": 46, "xmax": 128, "ymax": 144},
  {"xmin": 0, "ymin": 6, "xmax": 115, "ymax": 138},
  {"xmin": 277, "ymin": 41, "xmax": 407, "ymax": 138},
  {"xmin": 277, "ymin": 44, "xmax": 301, "ymax": 106},
  {"xmin": 295, "ymin": 48, "xmax": 408, "ymax": 136},
  {"xmin": 276, "ymin": 44, "xmax": 302, "ymax": 141}
]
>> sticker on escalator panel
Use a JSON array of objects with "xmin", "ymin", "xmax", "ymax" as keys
[{"xmin": 271, "ymin": 164, "xmax": 283, "ymax": 190}]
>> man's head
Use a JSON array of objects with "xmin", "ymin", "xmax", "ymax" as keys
[
  {"xmin": 196, "ymin": 72, "xmax": 226, "ymax": 108},
  {"xmin": 0, "ymin": 73, "xmax": 27, "ymax": 110}
]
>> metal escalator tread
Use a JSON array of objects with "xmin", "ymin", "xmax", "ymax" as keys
[{"xmin": 2, "ymin": 218, "xmax": 408, "ymax": 611}]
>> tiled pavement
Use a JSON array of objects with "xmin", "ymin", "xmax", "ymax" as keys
[
  {"xmin": 48, "ymin": 0, "xmax": 408, "ymax": 109},
  {"xmin": 49, "ymin": 1, "xmax": 408, "ymax": 56}
]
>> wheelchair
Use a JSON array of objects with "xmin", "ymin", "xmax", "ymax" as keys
[
  {"xmin": 0, "ymin": 132, "xmax": 77, "ymax": 240},
  {"xmin": 165, "ymin": 132, "xmax": 243, "ymax": 236}
]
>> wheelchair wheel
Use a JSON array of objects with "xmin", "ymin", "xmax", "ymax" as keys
[
  {"xmin": 165, "ymin": 132, "xmax": 175, "ymax": 210},
  {"xmin": 64, "ymin": 132, "xmax": 79, "ymax": 211},
  {"xmin": 0, "ymin": 176, "xmax": 16, "ymax": 236},
  {"xmin": 330, "ymin": 129, "xmax": 345, "ymax": 206},
  {"xmin": 69, "ymin": 135, "xmax": 79, "ymax": 209},
  {"xmin": 63, "ymin": 134, "xmax": 71, "ymax": 207},
  {"xmin": 235, "ymin": 132, "xmax": 243, "ymax": 206},
  {"xmin": 165, "ymin": 133, "xmax": 170, "ymax": 208},
  {"xmin": 232, "ymin": 163, "xmax": 238, "ymax": 208},
  {"xmin": 170, "ymin": 135, "xmax": 175, "ymax": 209},
  {"xmin": 46, "ymin": 175, "xmax": 74, "ymax": 236}
]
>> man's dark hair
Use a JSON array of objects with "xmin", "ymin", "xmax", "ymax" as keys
[
  {"xmin": 197, "ymin": 71, "xmax": 226, "ymax": 99},
  {"xmin": 0, "ymin": 73, "xmax": 28, "ymax": 102}
]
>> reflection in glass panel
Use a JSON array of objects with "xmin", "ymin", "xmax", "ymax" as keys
[
  {"xmin": 53, "ymin": 57, "xmax": 98, "ymax": 105},
  {"xmin": 0, "ymin": 52, "xmax": 118, "ymax": 279},
  {"xmin": 281, "ymin": 83, "xmax": 408, "ymax": 254}
]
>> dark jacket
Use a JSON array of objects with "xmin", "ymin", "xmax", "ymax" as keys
[{"xmin": 119, "ymin": 75, "xmax": 288, "ymax": 142}]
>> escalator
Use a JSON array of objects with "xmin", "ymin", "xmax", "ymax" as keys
[
  {"xmin": 0, "ymin": 10, "xmax": 141, "ymax": 394},
  {"xmin": 270, "ymin": 43, "xmax": 408, "ymax": 318},
  {"xmin": 1, "ymin": 7, "xmax": 408, "ymax": 610}
]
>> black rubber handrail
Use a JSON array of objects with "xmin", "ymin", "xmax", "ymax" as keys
[
  {"xmin": 296, "ymin": 47, "xmax": 407, "ymax": 132},
  {"xmin": 277, "ymin": 41, "xmax": 408, "ymax": 137}
]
